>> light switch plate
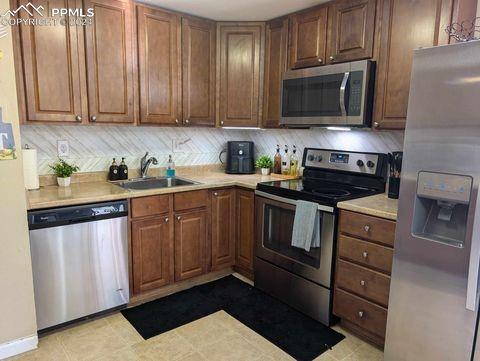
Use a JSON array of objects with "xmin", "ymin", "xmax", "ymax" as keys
[{"xmin": 57, "ymin": 140, "xmax": 69, "ymax": 157}]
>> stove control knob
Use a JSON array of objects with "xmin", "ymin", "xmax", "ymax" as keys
[
  {"xmin": 317, "ymin": 155, "xmax": 323, "ymax": 162},
  {"xmin": 366, "ymin": 160, "xmax": 375, "ymax": 168},
  {"xmin": 307, "ymin": 154, "xmax": 315, "ymax": 162},
  {"xmin": 356, "ymin": 160, "xmax": 364, "ymax": 167}
]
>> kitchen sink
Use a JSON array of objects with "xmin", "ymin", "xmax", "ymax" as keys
[{"xmin": 115, "ymin": 177, "xmax": 199, "ymax": 190}]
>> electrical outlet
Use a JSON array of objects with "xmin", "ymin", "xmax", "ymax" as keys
[{"xmin": 57, "ymin": 140, "xmax": 69, "ymax": 157}]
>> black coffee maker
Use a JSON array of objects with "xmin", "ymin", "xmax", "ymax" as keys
[{"xmin": 221, "ymin": 141, "xmax": 255, "ymax": 174}]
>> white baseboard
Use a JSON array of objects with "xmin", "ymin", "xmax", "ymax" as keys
[{"xmin": 0, "ymin": 334, "xmax": 38, "ymax": 360}]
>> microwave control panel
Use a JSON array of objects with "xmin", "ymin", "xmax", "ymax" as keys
[{"xmin": 347, "ymin": 71, "xmax": 364, "ymax": 116}]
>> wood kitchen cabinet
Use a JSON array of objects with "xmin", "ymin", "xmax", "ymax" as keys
[
  {"xmin": 174, "ymin": 209, "xmax": 208, "ymax": 281},
  {"xmin": 84, "ymin": 0, "xmax": 136, "ymax": 123},
  {"xmin": 217, "ymin": 23, "xmax": 264, "ymax": 127},
  {"xmin": 211, "ymin": 188, "xmax": 236, "ymax": 270},
  {"xmin": 235, "ymin": 189, "xmax": 255, "ymax": 278},
  {"xmin": 373, "ymin": 0, "xmax": 476, "ymax": 130},
  {"xmin": 182, "ymin": 16, "xmax": 216, "ymax": 127},
  {"xmin": 263, "ymin": 17, "xmax": 289, "ymax": 128},
  {"xmin": 137, "ymin": 5, "xmax": 180, "ymax": 125},
  {"xmin": 288, "ymin": 6, "xmax": 328, "ymax": 69},
  {"xmin": 17, "ymin": 0, "xmax": 88, "ymax": 123},
  {"xmin": 327, "ymin": 0, "xmax": 376, "ymax": 64}
]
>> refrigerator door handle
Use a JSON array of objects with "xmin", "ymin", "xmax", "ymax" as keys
[{"xmin": 466, "ymin": 193, "xmax": 480, "ymax": 311}]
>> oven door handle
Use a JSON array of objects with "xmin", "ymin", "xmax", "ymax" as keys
[
  {"xmin": 340, "ymin": 72, "xmax": 350, "ymax": 117},
  {"xmin": 255, "ymin": 190, "xmax": 334, "ymax": 213}
]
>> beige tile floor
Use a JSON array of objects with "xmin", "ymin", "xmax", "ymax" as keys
[
  {"xmin": 7, "ymin": 310, "xmax": 383, "ymax": 361},
  {"xmin": 7, "ymin": 275, "xmax": 383, "ymax": 361}
]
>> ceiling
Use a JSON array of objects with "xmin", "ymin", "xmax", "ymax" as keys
[{"xmin": 139, "ymin": 0, "xmax": 329, "ymax": 21}]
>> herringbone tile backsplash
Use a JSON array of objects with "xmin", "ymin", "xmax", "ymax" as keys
[{"xmin": 20, "ymin": 125, "xmax": 404, "ymax": 175}]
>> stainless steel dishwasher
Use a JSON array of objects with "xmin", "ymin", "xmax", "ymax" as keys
[{"xmin": 28, "ymin": 200, "xmax": 129, "ymax": 331}]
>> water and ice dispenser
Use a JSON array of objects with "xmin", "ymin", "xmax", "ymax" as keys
[{"xmin": 412, "ymin": 171, "xmax": 473, "ymax": 248}]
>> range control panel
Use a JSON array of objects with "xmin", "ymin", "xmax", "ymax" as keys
[{"xmin": 303, "ymin": 148, "xmax": 382, "ymax": 175}]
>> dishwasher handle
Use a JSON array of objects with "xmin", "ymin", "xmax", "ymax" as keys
[{"xmin": 28, "ymin": 200, "xmax": 128, "ymax": 230}]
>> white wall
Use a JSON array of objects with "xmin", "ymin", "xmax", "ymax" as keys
[{"xmin": 0, "ymin": 0, "xmax": 38, "ymax": 357}]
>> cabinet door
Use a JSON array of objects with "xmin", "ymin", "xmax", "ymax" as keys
[
  {"xmin": 373, "ymin": 0, "xmax": 456, "ymax": 130},
  {"xmin": 84, "ymin": 0, "xmax": 135, "ymax": 123},
  {"xmin": 211, "ymin": 189, "xmax": 236, "ymax": 270},
  {"xmin": 263, "ymin": 17, "xmax": 288, "ymax": 128},
  {"xmin": 137, "ymin": 5, "xmax": 180, "ymax": 125},
  {"xmin": 289, "ymin": 6, "xmax": 328, "ymax": 69},
  {"xmin": 218, "ymin": 23, "xmax": 264, "ymax": 127},
  {"xmin": 132, "ymin": 216, "xmax": 173, "ymax": 294},
  {"xmin": 174, "ymin": 210, "xmax": 207, "ymax": 281},
  {"xmin": 327, "ymin": 0, "xmax": 376, "ymax": 64},
  {"xmin": 19, "ymin": 0, "xmax": 87, "ymax": 123},
  {"xmin": 236, "ymin": 189, "xmax": 255, "ymax": 274},
  {"xmin": 182, "ymin": 16, "xmax": 216, "ymax": 127}
]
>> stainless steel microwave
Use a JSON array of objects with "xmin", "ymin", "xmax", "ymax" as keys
[{"xmin": 280, "ymin": 60, "xmax": 375, "ymax": 127}]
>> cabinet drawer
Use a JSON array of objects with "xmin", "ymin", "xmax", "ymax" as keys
[
  {"xmin": 336, "ymin": 259, "xmax": 391, "ymax": 307},
  {"xmin": 339, "ymin": 210, "xmax": 396, "ymax": 247},
  {"xmin": 338, "ymin": 235, "xmax": 393, "ymax": 274},
  {"xmin": 174, "ymin": 190, "xmax": 208, "ymax": 211},
  {"xmin": 334, "ymin": 288, "xmax": 387, "ymax": 338},
  {"xmin": 131, "ymin": 195, "xmax": 170, "ymax": 218}
]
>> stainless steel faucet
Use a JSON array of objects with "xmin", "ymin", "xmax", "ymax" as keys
[{"xmin": 140, "ymin": 152, "xmax": 158, "ymax": 178}]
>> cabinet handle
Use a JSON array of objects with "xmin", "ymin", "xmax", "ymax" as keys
[
  {"xmin": 329, "ymin": 56, "xmax": 335, "ymax": 62},
  {"xmin": 177, "ymin": 216, "xmax": 181, "ymax": 221},
  {"xmin": 75, "ymin": 115, "xmax": 82, "ymax": 122},
  {"xmin": 358, "ymin": 311, "xmax": 364, "ymax": 318},
  {"xmin": 360, "ymin": 280, "xmax": 366, "ymax": 286},
  {"xmin": 90, "ymin": 116, "xmax": 97, "ymax": 122},
  {"xmin": 364, "ymin": 225, "xmax": 370, "ymax": 232},
  {"xmin": 164, "ymin": 217, "xmax": 169, "ymax": 223},
  {"xmin": 362, "ymin": 251, "xmax": 368, "ymax": 259},
  {"xmin": 373, "ymin": 121, "xmax": 379, "ymax": 128}
]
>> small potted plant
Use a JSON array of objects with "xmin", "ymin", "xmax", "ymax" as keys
[
  {"xmin": 49, "ymin": 159, "xmax": 80, "ymax": 187},
  {"xmin": 255, "ymin": 155, "xmax": 273, "ymax": 176}
]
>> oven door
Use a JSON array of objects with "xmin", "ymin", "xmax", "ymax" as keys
[{"xmin": 255, "ymin": 191, "xmax": 335, "ymax": 288}]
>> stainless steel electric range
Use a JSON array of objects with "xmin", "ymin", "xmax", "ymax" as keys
[{"xmin": 254, "ymin": 148, "xmax": 388, "ymax": 326}]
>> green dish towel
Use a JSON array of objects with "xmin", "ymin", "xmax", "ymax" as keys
[{"xmin": 291, "ymin": 200, "xmax": 321, "ymax": 252}]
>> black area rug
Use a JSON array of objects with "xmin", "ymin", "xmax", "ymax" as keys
[{"xmin": 122, "ymin": 275, "xmax": 345, "ymax": 361}]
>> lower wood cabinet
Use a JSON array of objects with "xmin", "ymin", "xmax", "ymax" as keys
[
  {"xmin": 211, "ymin": 189, "xmax": 236, "ymax": 270},
  {"xmin": 131, "ymin": 215, "xmax": 173, "ymax": 294},
  {"xmin": 174, "ymin": 209, "xmax": 207, "ymax": 282},
  {"xmin": 235, "ymin": 189, "xmax": 255, "ymax": 276}
]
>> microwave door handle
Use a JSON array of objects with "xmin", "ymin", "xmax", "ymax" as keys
[
  {"xmin": 339, "ymin": 72, "xmax": 350, "ymax": 117},
  {"xmin": 466, "ymin": 193, "xmax": 480, "ymax": 311}
]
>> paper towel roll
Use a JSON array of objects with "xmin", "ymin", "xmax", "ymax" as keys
[{"xmin": 23, "ymin": 147, "xmax": 39, "ymax": 190}]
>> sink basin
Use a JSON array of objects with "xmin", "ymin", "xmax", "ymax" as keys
[{"xmin": 116, "ymin": 177, "xmax": 199, "ymax": 190}]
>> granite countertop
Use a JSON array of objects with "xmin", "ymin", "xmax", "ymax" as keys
[
  {"xmin": 26, "ymin": 170, "xmax": 293, "ymax": 210},
  {"xmin": 337, "ymin": 193, "xmax": 398, "ymax": 221}
]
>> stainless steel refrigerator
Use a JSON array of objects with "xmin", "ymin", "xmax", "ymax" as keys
[{"xmin": 385, "ymin": 40, "xmax": 480, "ymax": 360}]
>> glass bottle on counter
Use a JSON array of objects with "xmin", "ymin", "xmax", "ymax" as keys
[
  {"xmin": 290, "ymin": 145, "xmax": 299, "ymax": 177},
  {"xmin": 281, "ymin": 145, "xmax": 290, "ymax": 175},
  {"xmin": 273, "ymin": 145, "xmax": 282, "ymax": 174}
]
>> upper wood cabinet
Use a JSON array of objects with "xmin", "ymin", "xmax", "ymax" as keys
[
  {"xmin": 17, "ymin": 0, "xmax": 88, "ymax": 123},
  {"xmin": 182, "ymin": 17, "xmax": 216, "ymax": 127},
  {"xmin": 217, "ymin": 23, "xmax": 264, "ymax": 127},
  {"xmin": 84, "ymin": 0, "xmax": 136, "ymax": 123},
  {"xmin": 137, "ymin": 5, "xmax": 180, "ymax": 125},
  {"xmin": 327, "ymin": 0, "xmax": 376, "ymax": 64},
  {"xmin": 372, "ymin": 0, "xmax": 475, "ymax": 130},
  {"xmin": 211, "ymin": 189, "xmax": 236, "ymax": 270},
  {"xmin": 289, "ymin": 6, "xmax": 328, "ymax": 69},
  {"xmin": 263, "ymin": 17, "xmax": 288, "ymax": 128}
]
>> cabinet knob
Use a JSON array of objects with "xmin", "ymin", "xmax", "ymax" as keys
[
  {"xmin": 175, "ymin": 119, "xmax": 179, "ymax": 124},
  {"xmin": 213, "ymin": 192, "xmax": 218, "ymax": 196},
  {"xmin": 90, "ymin": 116, "xmax": 97, "ymax": 122},
  {"xmin": 358, "ymin": 311, "xmax": 364, "ymax": 318},
  {"xmin": 75, "ymin": 115, "xmax": 82, "ymax": 122},
  {"xmin": 164, "ymin": 217, "xmax": 169, "ymax": 223},
  {"xmin": 364, "ymin": 225, "xmax": 370, "ymax": 232},
  {"xmin": 220, "ymin": 121, "xmax": 224, "ymax": 126},
  {"xmin": 185, "ymin": 119, "xmax": 190, "ymax": 124},
  {"xmin": 177, "ymin": 216, "xmax": 181, "ymax": 221},
  {"xmin": 329, "ymin": 56, "xmax": 335, "ymax": 61},
  {"xmin": 373, "ymin": 121, "xmax": 379, "ymax": 128},
  {"xmin": 362, "ymin": 251, "xmax": 368, "ymax": 259},
  {"xmin": 318, "ymin": 59, "xmax": 323, "ymax": 63},
  {"xmin": 360, "ymin": 280, "xmax": 366, "ymax": 286}
]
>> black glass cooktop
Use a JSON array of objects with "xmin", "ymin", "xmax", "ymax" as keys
[{"xmin": 256, "ymin": 178, "xmax": 380, "ymax": 206}]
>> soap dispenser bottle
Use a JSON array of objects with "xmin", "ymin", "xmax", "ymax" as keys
[
  {"xmin": 108, "ymin": 158, "xmax": 119, "ymax": 181},
  {"xmin": 119, "ymin": 157, "xmax": 128, "ymax": 180},
  {"xmin": 166, "ymin": 154, "xmax": 175, "ymax": 177},
  {"xmin": 273, "ymin": 144, "xmax": 282, "ymax": 174},
  {"xmin": 281, "ymin": 145, "xmax": 290, "ymax": 175}
]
